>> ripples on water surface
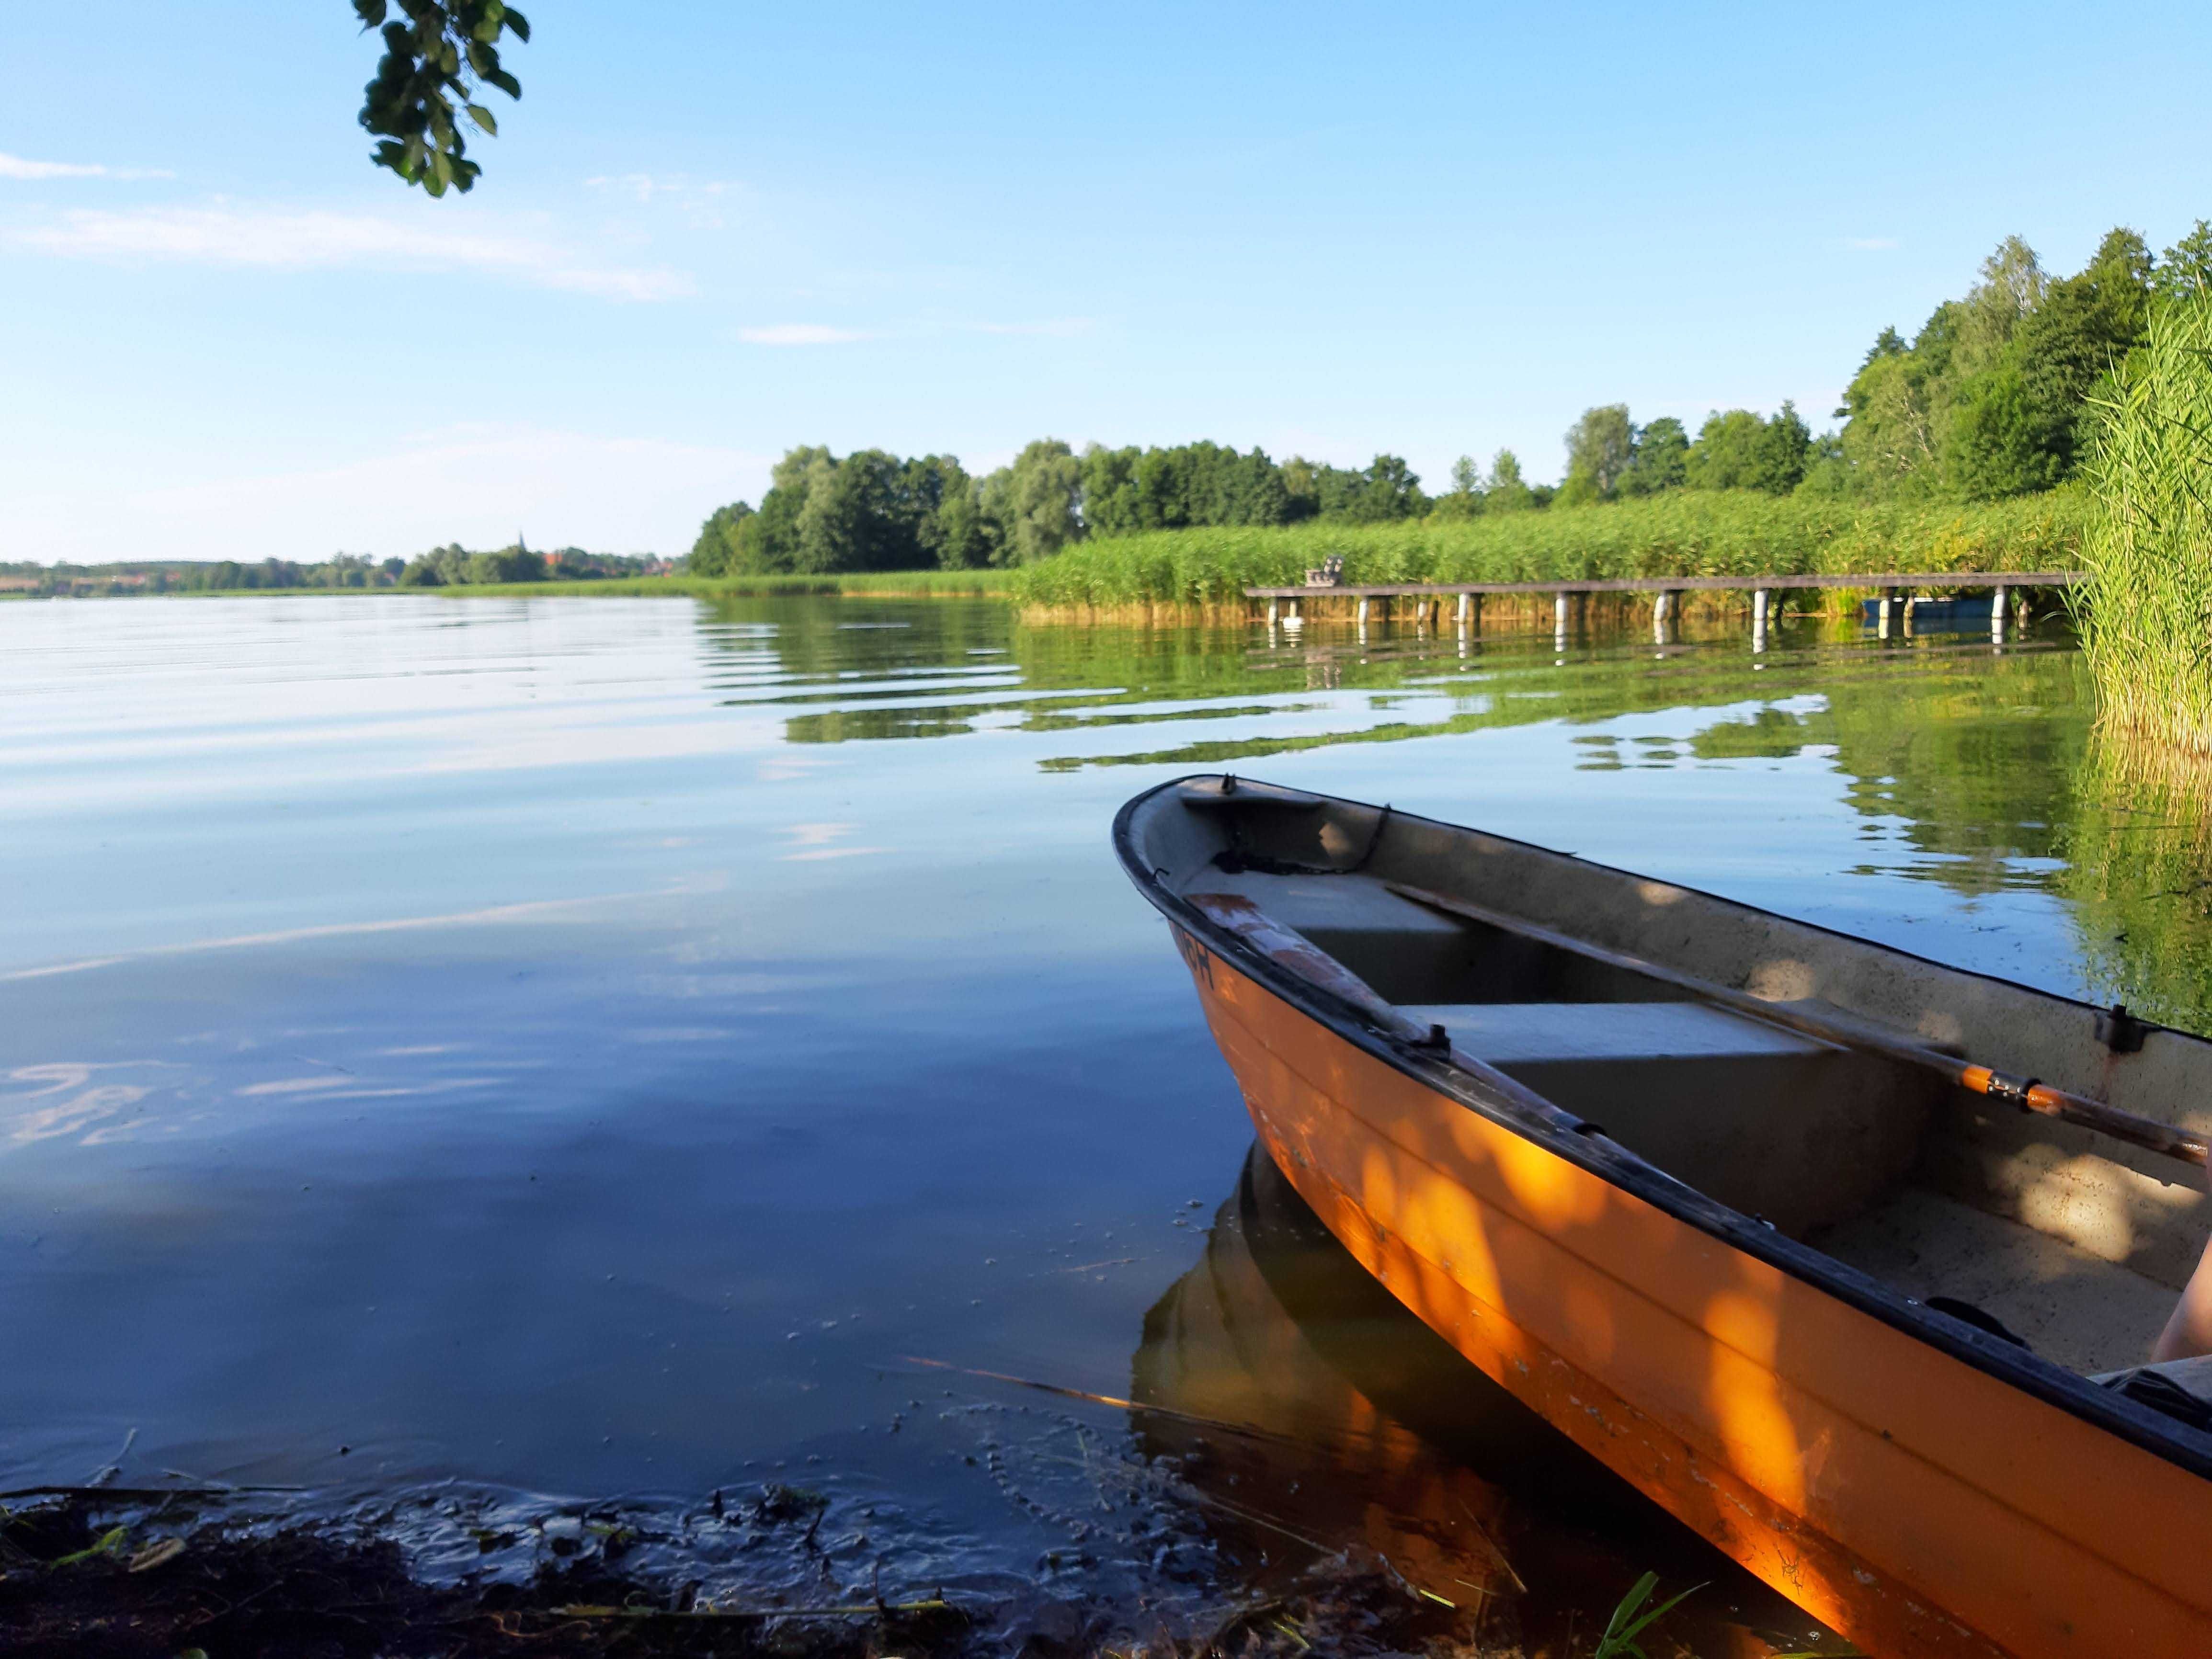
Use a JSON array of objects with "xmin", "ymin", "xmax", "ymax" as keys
[{"xmin": 3, "ymin": 594, "xmax": 2204, "ymax": 1650}]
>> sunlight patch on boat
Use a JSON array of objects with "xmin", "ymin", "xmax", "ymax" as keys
[
  {"xmin": 2018, "ymin": 1153, "xmax": 2139, "ymax": 1264},
  {"xmin": 1745, "ymin": 957, "xmax": 1816, "ymax": 1001}
]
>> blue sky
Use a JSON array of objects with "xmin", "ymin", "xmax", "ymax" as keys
[{"xmin": 5, "ymin": 1, "xmax": 2209, "ymax": 564}]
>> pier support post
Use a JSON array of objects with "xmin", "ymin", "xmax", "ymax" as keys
[
  {"xmin": 1752, "ymin": 588, "xmax": 1770, "ymax": 654},
  {"xmin": 1357, "ymin": 596, "xmax": 1369, "ymax": 627},
  {"xmin": 1878, "ymin": 589, "xmax": 1896, "ymax": 640},
  {"xmin": 1285, "ymin": 597, "xmax": 1302, "ymax": 630},
  {"xmin": 1652, "ymin": 590, "xmax": 1671, "ymax": 643},
  {"xmin": 1991, "ymin": 586, "xmax": 2007, "ymax": 645},
  {"xmin": 1266, "ymin": 598, "xmax": 1277, "ymax": 628},
  {"xmin": 1554, "ymin": 591, "xmax": 1570, "ymax": 650},
  {"xmin": 1457, "ymin": 591, "xmax": 1471, "ymax": 631}
]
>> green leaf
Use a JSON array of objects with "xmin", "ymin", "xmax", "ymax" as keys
[
  {"xmin": 1590, "ymin": 1573, "xmax": 1705, "ymax": 1659},
  {"xmin": 357, "ymin": 0, "xmax": 527, "ymax": 194},
  {"xmin": 48, "ymin": 1526, "xmax": 128, "ymax": 1569}
]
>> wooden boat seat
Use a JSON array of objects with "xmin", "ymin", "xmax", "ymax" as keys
[
  {"xmin": 1187, "ymin": 869, "xmax": 1680, "ymax": 1004},
  {"xmin": 1399, "ymin": 1000, "xmax": 1931, "ymax": 1237},
  {"xmin": 1396, "ymin": 1000, "xmax": 1825, "ymax": 1065}
]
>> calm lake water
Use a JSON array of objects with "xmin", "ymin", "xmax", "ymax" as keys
[{"xmin": 3, "ymin": 593, "xmax": 2201, "ymax": 1650}]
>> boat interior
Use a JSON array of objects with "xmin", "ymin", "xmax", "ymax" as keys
[{"xmin": 1132, "ymin": 777, "xmax": 2212, "ymax": 1402}]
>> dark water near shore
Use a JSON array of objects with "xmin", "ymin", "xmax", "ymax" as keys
[{"xmin": 3, "ymin": 594, "xmax": 2203, "ymax": 1650}]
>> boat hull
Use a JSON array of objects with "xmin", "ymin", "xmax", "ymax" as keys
[{"xmin": 1170, "ymin": 922, "xmax": 2212, "ymax": 1659}]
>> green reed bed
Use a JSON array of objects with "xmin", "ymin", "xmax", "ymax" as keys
[
  {"xmin": 2073, "ymin": 295, "xmax": 2212, "ymax": 753},
  {"xmin": 1007, "ymin": 491, "xmax": 2087, "ymax": 613}
]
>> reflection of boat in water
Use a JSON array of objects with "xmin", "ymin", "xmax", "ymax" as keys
[
  {"xmin": 1133, "ymin": 1145, "xmax": 1843, "ymax": 1654},
  {"xmin": 1117, "ymin": 775, "xmax": 2212, "ymax": 1659},
  {"xmin": 1129, "ymin": 1144, "xmax": 1522, "ymax": 1611}
]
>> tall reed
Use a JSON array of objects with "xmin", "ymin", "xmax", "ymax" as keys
[{"xmin": 2073, "ymin": 294, "xmax": 2212, "ymax": 751}]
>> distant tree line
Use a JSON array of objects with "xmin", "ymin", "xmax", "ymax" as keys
[
  {"xmin": 0, "ymin": 557, "xmax": 401, "ymax": 596},
  {"xmin": 689, "ymin": 220, "xmax": 2212, "ymax": 574},
  {"xmin": 1, "ymin": 545, "xmax": 665, "ymax": 597},
  {"xmin": 392, "ymin": 542, "xmax": 662, "ymax": 585}
]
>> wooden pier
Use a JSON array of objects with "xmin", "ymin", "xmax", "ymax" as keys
[{"xmin": 1245, "ymin": 569, "xmax": 2082, "ymax": 648}]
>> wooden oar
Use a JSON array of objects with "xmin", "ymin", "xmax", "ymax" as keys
[
  {"xmin": 1185, "ymin": 891, "xmax": 1438, "ymax": 1047},
  {"xmin": 1383, "ymin": 881, "xmax": 2210, "ymax": 1170}
]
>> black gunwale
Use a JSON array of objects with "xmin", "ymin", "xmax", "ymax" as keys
[{"xmin": 1113, "ymin": 773, "xmax": 2212, "ymax": 1485}]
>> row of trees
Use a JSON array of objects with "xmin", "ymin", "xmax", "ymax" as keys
[
  {"xmin": 1553, "ymin": 405, "xmax": 1818, "ymax": 506},
  {"xmin": 689, "ymin": 442, "xmax": 1469, "ymax": 575}
]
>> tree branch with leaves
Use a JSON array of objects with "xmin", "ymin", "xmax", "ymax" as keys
[{"xmin": 354, "ymin": 0, "xmax": 529, "ymax": 196}]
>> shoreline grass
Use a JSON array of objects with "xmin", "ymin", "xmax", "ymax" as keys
[{"xmin": 1005, "ymin": 490, "xmax": 2087, "ymax": 614}]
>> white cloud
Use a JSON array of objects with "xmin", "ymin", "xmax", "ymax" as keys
[
  {"xmin": 1844, "ymin": 236, "xmax": 1901, "ymax": 251},
  {"xmin": 0, "ymin": 151, "xmax": 172, "ymax": 181},
  {"xmin": 4, "ymin": 424, "xmax": 773, "ymax": 565},
  {"xmin": 738, "ymin": 323, "xmax": 871, "ymax": 346},
  {"xmin": 9, "ymin": 203, "xmax": 691, "ymax": 301}
]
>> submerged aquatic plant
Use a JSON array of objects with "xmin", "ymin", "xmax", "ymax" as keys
[
  {"xmin": 1590, "ymin": 1570, "xmax": 1701, "ymax": 1659},
  {"xmin": 2073, "ymin": 293, "xmax": 2212, "ymax": 752}
]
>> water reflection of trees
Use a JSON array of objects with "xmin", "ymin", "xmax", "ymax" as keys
[
  {"xmin": 2064, "ymin": 737, "xmax": 2212, "ymax": 1028},
  {"xmin": 697, "ymin": 599, "xmax": 2212, "ymax": 1030},
  {"xmin": 1694, "ymin": 648, "xmax": 2091, "ymax": 897}
]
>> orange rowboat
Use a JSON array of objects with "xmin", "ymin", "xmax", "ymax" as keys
[{"xmin": 1116, "ymin": 774, "xmax": 2212, "ymax": 1659}]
